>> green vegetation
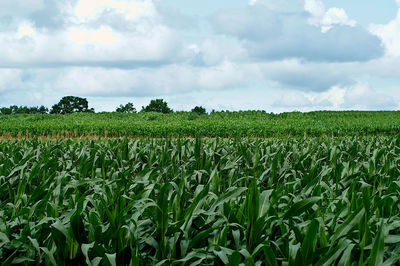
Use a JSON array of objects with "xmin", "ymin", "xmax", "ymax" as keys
[
  {"xmin": 0, "ymin": 105, "xmax": 48, "ymax": 115},
  {"xmin": 1, "ymin": 137, "xmax": 400, "ymax": 264},
  {"xmin": 50, "ymin": 96, "xmax": 95, "ymax": 114},
  {"xmin": 141, "ymin": 99, "xmax": 173, "ymax": 114},
  {"xmin": 0, "ymin": 111, "xmax": 400, "ymax": 138},
  {"xmin": 116, "ymin": 103, "xmax": 137, "ymax": 113},
  {"xmin": 191, "ymin": 106, "xmax": 207, "ymax": 115},
  {"xmin": 1, "ymin": 109, "xmax": 400, "ymax": 264}
]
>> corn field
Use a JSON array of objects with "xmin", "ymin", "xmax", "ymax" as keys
[
  {"xmin": 1, "ymin": 111, "xmax": 400, "ymax": 138},
  {"xmin": 1, "ymin": 137, "xmax": 400, "ymax": 265}
]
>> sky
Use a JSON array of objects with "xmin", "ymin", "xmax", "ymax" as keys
[{"xmin": 0, "ymin": 0, "xmax": 400, "ymax": 112}]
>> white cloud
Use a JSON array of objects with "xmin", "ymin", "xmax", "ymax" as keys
[
  {"xmin": 272, "ymin": 92, "xmax": 312, "ymax": 107},
  {"xmin": 68, "ymin": 26, "xmax": 118, "ymax": 45},
  {"xmin": 339, "ymin": 82, "xmax": 397, "ymax": 109},
  {"xmin": 52, "ymin": 62, "xmax": 252, "ymax": 97},
  {"xmin": 1, "ymin": 64, "xmax": 399, "ymax": 112},
  {"xmin": 304, "ymin": 0, "xmax": 325, "ymax": 17},
  {"xmin": 370, "ymin": 9, "xmax": 400, "ymax": 56},
  {"xmin": 0, "ymin": 69, "xmax": 22, "ymax": 93},
  {"xmin": 257, "ymin": 59, "xmax": 351, "ymax": 91},
  {"xmin": 0, "ymin": 0, "xmax": 396, "ymax": 111},
  {"xmin": 0, "ymin": 27, "xmax": 178, "ymax": 66},
  {"xmin": 249, "ymin": 0, "xmax": 304, "ymax": 13},
  {"xmin": 320, "ymin": 8, "xmax": 357, "ymax": 32},
  {"xmin": 212, "ymin": 7, "xmax": 281, "ymax": 41},
  {"xmin": 302, "ymin": 82, "xmax": 395, "ymax": 109},
  {"xmin": 17, "ymin": 21, "xmax": 36, "ymax": 38},
  {"xmin": 305, "ymin": 0, "xmax": 356, "ymax": 32},
  {"xmin": 72, "ymin": 0, "xmax": 156, "ymax": 23},
  {"xmin": 181, "ymin": 37, "xmax": 248, "ymax": 66},
  {"xmin": 315, "ymin": 83, "xmax": 396, "ymax": 109},
  {"xmin": 0, "ymin": 0, "xmax": 181, "ymax": 67},
  {"xmin": 307, "ymin": 86, "xmax": 346, "ymax": 107},
  {"xmin": 213, "ymin": 4, "xmax": 380, "ymax": 63},
  {"xmin": 272, "ymin": 82, "xmax": 397, "ymax": 111}
]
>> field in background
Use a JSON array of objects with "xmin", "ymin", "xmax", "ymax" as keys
[
  {"xmin": 1, "ymin": 137, "xmax": 400, "ymax": 264},
  {"xmin": 1, "ymin": 110, "xmax": 400, "ymax": 138}
]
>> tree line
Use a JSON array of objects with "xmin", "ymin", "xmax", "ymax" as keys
[{"xmin": 0, "ymin": 96, "xmax": 207, "ymax": 115}]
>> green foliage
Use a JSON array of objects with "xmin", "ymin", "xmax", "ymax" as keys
[
  {"xmin": 191, "ymin": 106, "xmax": 206, "ymax": 115},
  {"xmin": 116, "ymin": 102, "xmax": 136, "ymax": 113},
  {"xmin": 141, "ymin": 99, "xmax": 173, "ymax": 114},
  {"xmin": 0, "ymin": 105, "xmax": 48, "ymax": 115},
  {"xmin": 1, "ymin": 110, "xmax": 400, "ymax": 138},
  {"xmin": 187, "ymin": 112, "xmax": 200, "ymax": 121},
  {"xmin": 1, "ymin": 137, "xmax": 400, "ymax": 264},
  {"xmin": 50, "ymin": 96, "xmax": 94, "ymax": 114}
]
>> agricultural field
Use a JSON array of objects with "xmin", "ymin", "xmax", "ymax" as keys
[
  {"xmin": 1, "ymin": 137, "xmax": 400, "ymax": 265},
  {"xmin": 1, "ymin": 110, "xmax": 400, "ymax": 138}
]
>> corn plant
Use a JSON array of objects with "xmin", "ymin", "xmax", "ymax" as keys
[
  {"xmin": 1, "ymin": 137, "xmax": 400, "ymax": 264},
  {"xmin": 1, "ymin": 111, "xmax": 400, "ymax": 138}
]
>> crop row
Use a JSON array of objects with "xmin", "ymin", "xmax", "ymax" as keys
[
  {"xmin": 1, "ymin": 137, "xmax": 400, "ymax": 264},
  {"xmin": 1, "ymin": 111, "xmax": 400, "ymax": 138}
]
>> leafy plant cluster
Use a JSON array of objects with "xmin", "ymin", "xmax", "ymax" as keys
[{"xmin": 0, "ymin": 137, "xmax": 399, "ymax": 264}]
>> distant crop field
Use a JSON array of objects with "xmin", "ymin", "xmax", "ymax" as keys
[
  {"xmin": 1, "ymin": 137, "xmax": 400, "ymax": 264},
  {"xmin": 0, "ymin": 111, "xmax": 400, "ymax": 138}
]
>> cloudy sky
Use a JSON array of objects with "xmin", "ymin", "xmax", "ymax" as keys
[{"xmin": 0, "ymin": 0, "xmax": 399, "ymax": 112}]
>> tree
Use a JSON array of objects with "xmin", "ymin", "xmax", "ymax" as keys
[
  {"xmin": 50, "ymin": 96, "xmax": 94, "ymax": 114},
  {"xmin": 0, "ymin": 107, "xmax": 12, "ymax": 115},
  {"xmin": 38, "ymin": 105, "xmax": 48, "ymax": 114},
  {"xmin": 0, "ymin": 105, "xmax": 48, "ymax": 115},
  {"xmin": 116, "ymin": 102, "xmax": 136, "ymax": 113},
  {"xmin": 141, "ymin": 99, "xmax": 173, "ymax": 114},
  {"xmin": 191, "ymin": 106, "xmax": 206, "ymax": 115}
]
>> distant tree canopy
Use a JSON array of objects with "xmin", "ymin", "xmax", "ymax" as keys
[
  {"xmin": 116, "ymin": 102, "xmax": 136, "ymax": 113},
  {"xmin": 0, "ymin": 98, "xmax": 209, "ymax": 116},
  {"xmin": 50, "ymin": 96, "xmax": 94, "ymax": 114},
  {"xmin": 141, "ymin": 99, "xmax": 173, "ymax": 114},
  {"xmin": 0, "ymin": 105, "xmax": 48, "ymax": 115},
  {"xmin": 191, "ymin": 106, "xmax": 207, "ymax": 115}
]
